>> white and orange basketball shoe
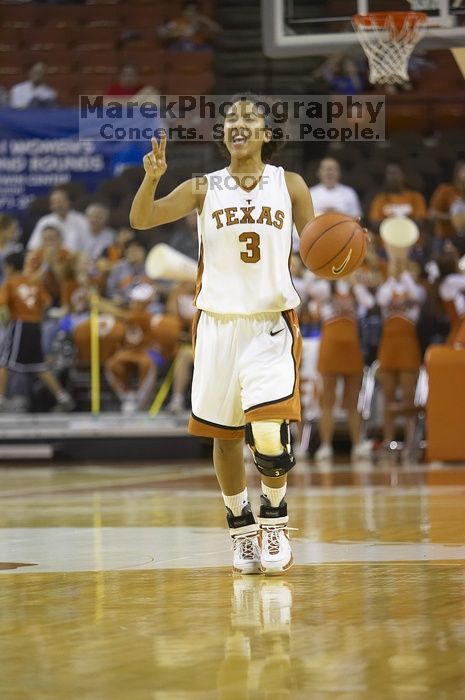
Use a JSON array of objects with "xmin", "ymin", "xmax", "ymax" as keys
[
  {"xmin": 258, "ymin": 496, "xmax": 293, "ymax": 574},
  {"xmin": 227, "ymin": 504, "xmax": 261, "ymax": 575}
]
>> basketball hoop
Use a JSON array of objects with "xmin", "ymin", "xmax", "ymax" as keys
[{"xmin": 352, "ymin": 11, "xmax": 428, "ymax": 85}]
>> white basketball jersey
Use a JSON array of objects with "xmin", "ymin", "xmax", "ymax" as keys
[{"xmin": 195, "ymin": 164, "xmax": 300, "ymax": 315}]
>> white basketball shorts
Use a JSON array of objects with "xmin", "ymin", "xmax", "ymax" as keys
[{"xmin": 188, "ymin": 309, "xmax": 302, "ymax": 440}]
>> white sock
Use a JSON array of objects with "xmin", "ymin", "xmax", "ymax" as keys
[
  {"xmin": 261, "ymin": 482, "xmax": 286, "ymax": 507},
  {"xmin": 223, "ymin": 488, "xmax": 249, "ymax": 516},
  {"xmin": 56, "ymin": 390, "xmax": 69, "ymax": 402}
]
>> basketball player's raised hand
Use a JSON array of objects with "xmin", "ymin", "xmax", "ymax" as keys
[{"xmin": 143, "ymin": 132, "xmax": 167, "ymax": 182}]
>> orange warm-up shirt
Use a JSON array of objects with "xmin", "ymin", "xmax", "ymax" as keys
[
  {"xmin": 105, "ymin": 244, "xmax": 125, "ymax": 264},
  {"xmin": 369, "ymin": 190, "xmax": 427, "ymax": 223},
  {"xmin": 430, "ymin": 183, "xmax": 464, "ymax": 238},
  {"xmin": 0, "ymin": 274, "xmax": 51, "ymax": 322},
  {"xmin": 122, "ymin": 310, "xmax": 152, "ymax": 352},
  {"xmin": 61, "ymin": 279, "xmax": 89, "ymax": 314},
  {"xmin": 24, "ymin": 247, "xmax": 73, "ymax": 303}
]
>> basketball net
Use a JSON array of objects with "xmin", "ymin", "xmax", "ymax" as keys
[
  {"xmin": 407, "ymin": 0, "xmax": 439, "ymax": 10},
  {"xmin": 352, "ymin": 12, "xmax": 428, "ymax": 84}
]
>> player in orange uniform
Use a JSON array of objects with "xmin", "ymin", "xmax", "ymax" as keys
[
  {"xmin": 129, "ymin": 96, "xmax": 314, "ymax": 574},
  {"xmin": 369, "ymin": 164, "xmax": 427, "ymax": 229},
  {"xmin": 102, "ymin": 284, "xmax": 157, "ymax": 413},
  {"xmin": 0, "ymin": 251, "xmax": 74, "ymax": 411},
  {"xmin": 24, "ymin": 225, "xmax": 74, "ymax": 307},
  {"xmin": 58, "ymin": 252, "xmax": 125, "ymax": 369}
]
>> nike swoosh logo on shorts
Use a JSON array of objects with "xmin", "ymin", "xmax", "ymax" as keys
[
  {"xmin": 332, "ymin": 248, "xmax": 352, "ymax": 276},
  {"xmin": 270, "ymin": 328, "xmax": 285, "ymax": 336}
]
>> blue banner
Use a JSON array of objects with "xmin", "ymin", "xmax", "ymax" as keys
[{"xmin": 0, "ymin": 108, "xmax": 153, "ymax": 213}]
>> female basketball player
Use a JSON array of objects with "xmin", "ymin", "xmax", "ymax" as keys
[{"xmin": 130, "ymin": 96, "xmax": 314, "ymax": 574}]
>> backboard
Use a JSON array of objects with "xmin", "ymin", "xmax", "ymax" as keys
[{"xmin": 262, "ymin": 0, "xmax": 465, "ymax": 58}]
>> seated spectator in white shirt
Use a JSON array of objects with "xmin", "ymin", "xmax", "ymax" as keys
[
  {"xmin": 310, "ymin": 158, "xmax": 362, "ymax": 218},
  {"xmin": 9, "ymin": 62, "xmax": 57, "ymax": 109},
  {"xmin": 27, "ymin": 187, "xmax": 88, "ymax": 252},
  {"xmin": 106, "ymin": 240, "xmax": 150, "ymax": 305},
  {"xmin": 75, "ymin": 203, "xmax": 115, "ymax": 261}
]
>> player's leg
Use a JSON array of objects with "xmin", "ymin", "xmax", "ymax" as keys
[
  {"xmin": 214, "ymin": 436, "xmax": 261, "ymax": 575},
  {"xmin": 0, "ymin": 366, "xmax": 8, "ymax": 410},
  {"xmin": 214, "ymin": 437, "xmax": 246, "ymax": 495},
  {"xmin": 399, "ymin": 370, "xmax": 419, "ymax": 459},
  {"xmin": 344, "ymin": 373, "xmax": 370, "ymax": 460},
  {"xmin": 135, "ymin": 353, "xmax": 157, "ymax": 410},
  {"xmin": 105, "ymin": 353, "xmax": 129, "ymax": 397},
  {"xmin": 378, "ymin": 370, "xmax": 398, "ymax": 445},
  {"xmin": 242, "ymin": 310, "xmax": 302, "ymax": 574},
  {"xmin": 245, "ymin": 419, "xmax": 293, "ymax": 574},
  {"xmin": 167, "ymin": 344, "xmax": 193, "ymax": 414},
  {"xmin": 188, "ymin": 312, "xmax": 260, "ymax": 574},
  {"xmin": 0, "ymin": 320, "xmax": 14, "ymax": 409},
  {"xmin": 15, "ymin": 320, "xmax": 72, "ymax": 410},
  {"xmin": 260, "ymin": 469, "xmax": 291, "ymax": 575},
  {"xmin": 315, "ymin": 374, "xmax": 337, "ymax": 462},
  {"xmin": 37, "ymin": 370, "xmax": 74, "ymax": 411}
]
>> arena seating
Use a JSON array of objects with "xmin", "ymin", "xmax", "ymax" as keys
[{"xmin": 0, "ymin": 0, "xmax": 218, "ymax": 105}]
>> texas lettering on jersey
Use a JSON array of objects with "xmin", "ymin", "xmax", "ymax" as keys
[
  {"xmin": 196, "ymin": 165, "xmax": 299, "ymax": 314},
  {"xmin": 211, "ymin": 206, "xmax": 285, "ymax": 230}
]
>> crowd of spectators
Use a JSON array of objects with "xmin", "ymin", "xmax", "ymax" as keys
[
  {"xmin": 0, "ymin": 156, "xmax": 464, "ymax": 462},
  {"xmin": 0, "ymin": 158, "xmax": 465, "ymax": 410},
  {"xmin": 0, "ymin": 187, "xmax": 197, "ymax": 415}
]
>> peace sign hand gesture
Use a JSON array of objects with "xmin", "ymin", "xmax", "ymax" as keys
[{"xmin": 143, "ymin": 132, "xmax": 167, "ymax": 182}]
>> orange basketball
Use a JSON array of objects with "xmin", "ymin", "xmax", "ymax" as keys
[{"xmin": 299, "ymin": 213, "xmax": 367, "ymax": 280}]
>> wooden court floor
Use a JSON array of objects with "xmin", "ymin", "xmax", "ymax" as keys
[{"xmin": 1, "ymin": 459, "xmax": 465, "ymax": 699}]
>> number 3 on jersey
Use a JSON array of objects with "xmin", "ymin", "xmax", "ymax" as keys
[{"xmin": 239, "ymin": 232, "xmax": 261, "ymax": 263}]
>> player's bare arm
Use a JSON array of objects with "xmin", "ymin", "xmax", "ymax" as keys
[
  {"xmin": 96, "ymin": 297, "xmax": 130, "ymax": 319},
  {"xmin": 129, "ymin": 132, "xmax": 207, "ymax": 230},
  {"xmin": 0, "ymin": 302, "xmax": 9, "ymax": 325},
  {"xmin": 429, "ymin": 206, "xmax": 450, "ymax": 222},
  {"xmin": 284, "ymin": 171, "xmax": 315, "ymax": 236}
]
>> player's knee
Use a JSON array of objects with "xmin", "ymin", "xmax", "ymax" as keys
[
  {"xmin": 245, "ymin": 420, "xmax": 295, "ymax": 478},
  {"xmin": 250, "ymin": 420, "xmax": 283, "ymax": 455},
  {"xmin": 105, "ymin": 358, "xmax": 116, "ymax": 372}
]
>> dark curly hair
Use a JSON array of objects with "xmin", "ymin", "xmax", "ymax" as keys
[
  {"xmin": 216, "ymin": 93, "xmax": 287, "ymax": 163},
  {"xmin": 4, "ymin": 251, "xmax": 24, "ymax": 272},
  {"xmin": 0, "ymin": 213, "xmax": 16, "ymax": 232}
]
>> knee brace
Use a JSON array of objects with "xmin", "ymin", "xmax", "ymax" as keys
[{"xmin": 245, "ymin": 420, "xmax": 295, "ymax": 478}]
